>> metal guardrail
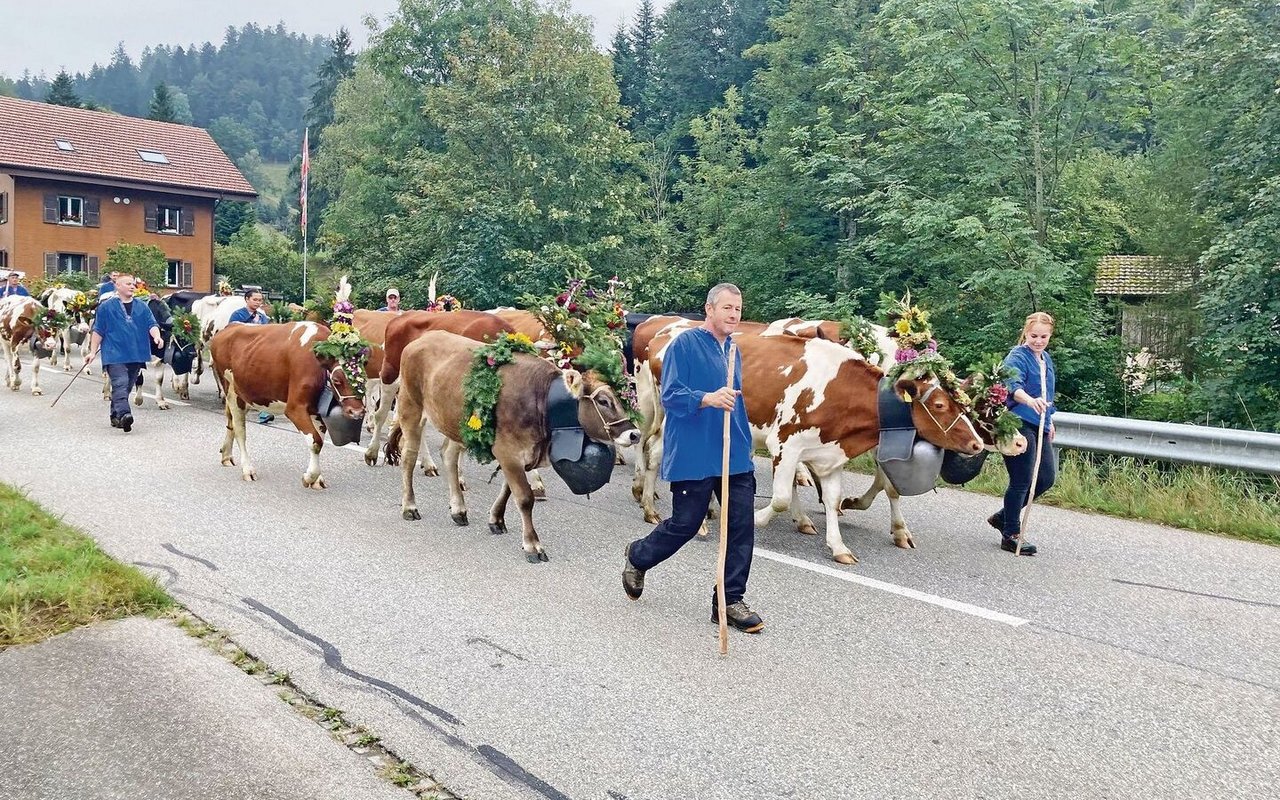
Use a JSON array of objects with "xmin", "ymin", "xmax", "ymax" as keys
[{"xmin": 1051, "ymin": 412, "xmax": 1280, "ymax": 476}]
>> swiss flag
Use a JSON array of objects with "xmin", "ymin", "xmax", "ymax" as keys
[{"xmin": 300, "ymin": 127, "xmax": 310, "ymax": 235}]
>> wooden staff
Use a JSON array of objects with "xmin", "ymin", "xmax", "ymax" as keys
[
  {"xmin": 1016, "ymin": 355, "xmax": 1049, "ymax": 556},
  {"xmin": 716, "ymin": 342, "xmax": 738, "ymax": 655},
  {"xmin": 49, "ymin": 357, "xmax": 91, "ymax": 408}
]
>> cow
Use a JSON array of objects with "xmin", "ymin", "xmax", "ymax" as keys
[
  {"xmin": 0, "ymin": 296, "xmax": 61, "ymax": 395},
  {"xmin": 388, "ymin": 330, "xmax": 640, "ymax": 562},
  {"xmin": 38, "ymin": 286, "xmax": 93, "ymax": 370},
  {"xmin": 377, "ymin": 310, "xmax": 515, "ymax": 475},
  {"xmin": 210, "ymin": 321, "xmax": 364, "ymax": 488},
  {"xmin": 177, "ymin": 294, "xmax": 246, "ymax": 397},
  {"xmin": 349, "ymin": 308, "xmax": 397, "ymax": 465}
]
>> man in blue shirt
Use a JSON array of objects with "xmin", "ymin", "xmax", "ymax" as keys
[
  {"xmin": 85, "ymin": 274, "xmax": 162, "ymax": 433},
  {"xmin": 622, "ymin": 283, "xmax": 763, "ymax": 633},
  {"xmin": 0, "ymin": 272, "xmax": 30, "ymax": 298},
  {"xmin": 97, "ymin": 271, "xmax": 121, "ymax": 299},
  {"xmin": 378, "ymin": 288, "xmax": 401, "ymax": 313},
  {"xmin": 228, "ymin": 289, "xmax": 273, "ymax": 422}
]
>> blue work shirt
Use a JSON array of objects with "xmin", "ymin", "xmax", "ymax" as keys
[
  {"xmin": 660, "ymin": 327, "xmax": 754, "ymax": 482},
  {"xmin": 93, "ymin": 297, "xmax": 158, "ymax": 365},
  {"xmin": 1003, "ymin": 344, "xmax": 1056, "ymax": 426},
  {"xmin": 97, "ymin": 281, "xmax": 115, "ymax": 297},
  {"xmin": 228, "ymin": 307, "xmax": 269, "ymax": 325},
  {"xmin": 0, "ymin": 284, "xmax": 30, "ymax": 298}
]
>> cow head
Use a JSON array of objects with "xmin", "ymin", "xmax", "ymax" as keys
[
  {"xmin": 959, "ymin": 374, "xmax": 1028, "ymax": 456},
  {"xmin": 317, "ymin": 359, "xmax": 366, "ymax": 420},
  {"xmin": 895, "ymin": 376, "xmax": 984, "ymax": 455},
  {"xmin": 564, "ymin": 368, "xmax": 640, "ymax": 448},
  {"xmin": 31, "ymin": 307, "xmax": 67, "ymax": 357}
]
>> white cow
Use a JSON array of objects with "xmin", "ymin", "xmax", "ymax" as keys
[{"xmin": 39, "ymin": 286, "xmax": 93, "ymax": 370}]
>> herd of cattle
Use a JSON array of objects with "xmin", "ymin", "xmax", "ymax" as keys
[{"xmin": 0, "ymin": 285, "xmax": 1026, "ymax": 566}]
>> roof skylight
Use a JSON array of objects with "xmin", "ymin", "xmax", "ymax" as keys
[
  {"xmin": 137, "ymin": 149, "xmax": 170, "ymax": 164},
  {"xmin": 55, "ymin": 139, "xmax": 74, "ymax": 151}
]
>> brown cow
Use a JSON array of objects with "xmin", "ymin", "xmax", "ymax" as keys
[
  {"xmin": 1, "ymin": 296, "xmax": 61, "ymax": 396},
  {"xmin": 377, "ymin": 310, "xmax": 515, "ymax": 476},
  {"xmin": 210, "ymin": 321, "xmax": 364, "ymax": 488},
  {"xmin": 389, "ymin": 330, "xmax": 639, "ymax": 562}
]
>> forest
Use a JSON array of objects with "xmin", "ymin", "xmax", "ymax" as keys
[{"xmin": 2, "ymin": 1, "xmax": 1277, "ymax": 430}]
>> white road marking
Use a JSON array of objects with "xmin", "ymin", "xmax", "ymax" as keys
[{"xmin": 753, "ymin": 547, "xmax": 1029, "ymax": 627}]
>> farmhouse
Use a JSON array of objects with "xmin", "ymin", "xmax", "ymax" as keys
[{"xmin": 0, "ymin": 95, "xmax": 255, "ymax": 291}]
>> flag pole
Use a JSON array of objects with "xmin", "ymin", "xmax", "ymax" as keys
[{"xmin": 300, "ymin": 126, "xmax": 310, "ymax": 300}]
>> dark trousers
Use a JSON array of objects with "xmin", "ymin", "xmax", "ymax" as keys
[
  {"xmin": 994, "ymin": 423, "xmax": 1058, "ymax": 537},
  {"xmin": 629, "ymin": 472, "xmax": 756, "ymax": 604},
  {"xmin": 106, "ymin": 362, "xmax": 143, "ymax": 420}
]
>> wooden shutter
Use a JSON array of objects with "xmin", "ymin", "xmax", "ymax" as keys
[
  {"xmin": 144, "ymin": 202, "xmax": 158, "ymax": 233},
  {"xmin": 181, "ymin": 261, "xmax": 193, "ymax": 287},
  {"xmin": 43, "ymin": 194, "xmax": 58, "ymax": 224},
  {"xmin": 0, "ymin": 191, "xmax": 8, "ymax": 223},
  {"xmin": 44, "ymin": 252, "xmax": 58, "ymax": 277},
  {"xmin": 83, "ymin": 197, "xmax": 100, "ymax": 227},
  {"xmin": 179, "ymin": 209, "xmax": 194, "ymax": 236},
  {"xmin": 86, "ymin": 255, "xmax": 100, "ymax": 280},
  {"xmin": 0, "ymin": 250, "xmax": 8, "ymax": 269}
]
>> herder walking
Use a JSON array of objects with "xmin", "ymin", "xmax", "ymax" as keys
[{"xmin": 85, "ymin": 273, "xmax": 162, "ymax": 433}]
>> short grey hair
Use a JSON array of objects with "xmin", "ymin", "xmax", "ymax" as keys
[{"xmin": 705, "ymin": 283, "xmax": 742, "ymax": 308}]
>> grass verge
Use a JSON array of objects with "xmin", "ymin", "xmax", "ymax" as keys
[
  {"xmin": 0, "ymin": 482, "xmax": 172, "ymax": 648},
  {"xmin": 847, "ymin": 451, "xmax": 1280, "ymax": 545}
]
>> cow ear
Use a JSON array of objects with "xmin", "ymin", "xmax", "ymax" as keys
[
  {"xmin": 893, "ymin": 377, "xmax": 919, "ymax": 403},
  {"xmin": 562, "ymin": 368, "xmax": 584, "ymax": 398}
]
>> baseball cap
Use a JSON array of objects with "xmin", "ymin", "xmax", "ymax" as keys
[{"xmin": 386, "ymin": 288, "xmax": 400, "ymax": 298}]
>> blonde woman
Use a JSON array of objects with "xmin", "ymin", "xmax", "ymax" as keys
[{"xmin": 987, "ymin": 312, "xmax": 1057, "ymax": 555}]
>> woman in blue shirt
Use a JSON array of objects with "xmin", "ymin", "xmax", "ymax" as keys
[{"xmin": 988, "ymin": 312, "xmax": 1057, "ymax": 555}]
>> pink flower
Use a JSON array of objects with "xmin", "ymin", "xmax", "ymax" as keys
[
  {"xmin": 895, "ymin": 348, "xmax": 919, "ymax": 363},
  {"xmin": 487, "ymin": 356, "xmax": 496, "ymax": 366}
]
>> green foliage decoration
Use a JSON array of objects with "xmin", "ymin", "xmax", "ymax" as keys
[
  {"xmin": 460, "ymin": 332, "xmax": 541, "ymax": 464},
  {"xmin": 170, "ymin": 310, "xmax": 201, "ymax": 348}
]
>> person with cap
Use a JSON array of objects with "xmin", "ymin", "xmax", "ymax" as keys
[
  {"xmin": 379, "ymin": 288, "xmax": 402, "ymax": 313},
  {"xmin": 0, "ymin": 272, "xmax": 30, "ymax": 298}
]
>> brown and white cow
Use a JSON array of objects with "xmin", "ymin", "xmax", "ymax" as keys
[
  {"xmin": 377, "ymin": 310, "xmax": 515, "ymax": 475},
  {"xmin": 1, "ymin": 296, "xmax": 61, "ymax": 396},
  {"xmin": 39, "ymin": 286, "xmax": 92, "ymax": 370},
  {"xmin": 349, "ymin": 308, "xmax": 397, "ymax": 465},
  {"xmin": 388, "ymin": 330, "xmax": 639, "ymax": 562},
  {"xmin": 210, "ymin": 321, "xmax": 364, "ymax": 488}
]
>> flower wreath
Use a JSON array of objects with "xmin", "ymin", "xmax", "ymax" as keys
[
  {"xmin": 37, "ymin": 308, "xmax": 71, "ymax": 333},
  {"xmin": 461, "ymin": 332, "xmax": 539, "ymax": 463},
  {"xmin": 838, "ymin": 316, "xmax": 884, "ymax": 363},
  {"xmin": 171, "ymin": 310, "xmax": 201, "ymax": 349},
  {"xmin": 426, "ymin": 294, "xmax": 464, "ymax": 313},
  {"xmin": 64, "ymin": 291, "xmax": 96, "ymax": 322},
  {"xmin": 964, "ymin": 360, "xmax": 1023, "ymax": 448},
  {"xmin": 877, "ymin": 292, "xmax": 969, "ymax": 406},
  {"xmin": 311, "ymin": 279, "xmax": 371, "ymax": 399},
  {"xmin": 217, "ymin": 280, "xmax": 234, "ymax": 296}
]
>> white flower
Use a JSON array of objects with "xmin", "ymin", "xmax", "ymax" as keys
[{"xmin": 581, "ymin": 321, "xmax": 591, "ymax": 330}]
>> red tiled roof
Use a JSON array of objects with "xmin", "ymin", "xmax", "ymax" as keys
[
  {"xmin": 0, "ymin": 96, "xmax": 257, "ymax": 199},
  {"xmin": 1094, "ymin": 255, "xmax": 1192, "ymax": 296}
]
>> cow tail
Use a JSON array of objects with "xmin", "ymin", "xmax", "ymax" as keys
[{"xmin": 384, "ymin": 424, "xmax": 403, "ymax": 466}]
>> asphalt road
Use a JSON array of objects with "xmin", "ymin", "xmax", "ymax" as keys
[{"xmin": 2, "ymin": 359, "xmax": 1277, "ymax": 800}]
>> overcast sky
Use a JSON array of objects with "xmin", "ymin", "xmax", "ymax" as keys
[{"xmin": 0, "ymin": 0, "xmax": 652, "ymax": 80}]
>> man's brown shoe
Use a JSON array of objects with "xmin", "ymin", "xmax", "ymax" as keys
[
  {"xmin": 622, "ymin": 543, "xmax": 645, "ymax": 600},
  {"xmin": 710, "ymin": 593, "xmax": 764, "ymax": 633}
]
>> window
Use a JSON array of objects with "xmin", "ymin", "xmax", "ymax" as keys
[
  {"xmin": 0, "ymin": 191, "xmax": 7, "ymax": 224},
  {"xmin": 0, "ymin": 251, "xmax": 8, "ymax": 269},
  {"xmin": 44, "ymin": 252, "xmax": 98, "ymax": 279},
  {"xmin": 158, "ymin": 205, "xmax": 182, "ymax": 234},
  {"xmin": 58, "ymin": 196, "xmax": 83, "ymax": 225},
  {"xmin": 138, "ymin": 149, "xmax": 170, "ymax": 164},
  {"xmin": 55, "ymin": 139, "xmax": 75, "ymax": 151},
  {"xmin": 166, "ymin": 259, "xmax": 193, "ymax": 287},
  {"xmin": 58, "ymin": 253, "xmax": 86, "ymax": 274}
]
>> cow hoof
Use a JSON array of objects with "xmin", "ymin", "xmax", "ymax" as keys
[
  {"xmin": 833, "ymin": 552, "xmax": 859, "ymax": 566},
  {"xmin": 242, "ymin": 472, "xmax": 256, "ymax": 482},
  {"xmin": 402, "ymin": 508, "xmax": 421, "ymax": 521},
  {"xmin": 488, "ymin": 521, "xmax": 507, "ymax": 535},
  {"xmin": 32, "ymin": 388, "xmax": 43, "ymax": 396},
  {"xmin": 304, "ymin": 475, "xmax": 327, "ymax": 489},
  {"xmin": 894, "ymin": 534, "xmax": 916, "ymax": 550},
  {"xmin": 422, "ymin": 466, "xmax": 439, "ymax": 477},
  {"xmin": 631, "ymin": 485, "xmax": 643, "ymax": 502},
  {"xmin": 532, "ymin": 487, "xmax": 546, "ymax": 501},
  {"xmin": 158, "ymin": 402, "xmax": 170, "ymax": 411},
  {"xmin": 797, "ymin": 522, "xmax": 818, "ymax": 536},
  {"xmin": 450, "ymin": 511, "xmax": 469, "ymax": 526},
  {"xmin": 643, "ymin": 510, "xmax": 661, "ymax": 524},
  {"xmin": 364, "ymin": 452, "xmax": 379, "ymax": 466},
  {"xmin": 134, "ymin": 395, "xmax": 143, "ymax": 406},
  {"xmin": 526, "ymin": 551, "xmax": 549, "ymax": 563}
]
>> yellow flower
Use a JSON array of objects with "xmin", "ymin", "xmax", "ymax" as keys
[
  {"xmin": 895, "ymin": 319, "xmax": 911, "ymax": 335},
  {"xmin": 467, "ymin": 414, "xmax": 483, "ymax": 430},
  {"xmin": 511, "ymin": 332, "xmax": 534, "ymax": 347}
]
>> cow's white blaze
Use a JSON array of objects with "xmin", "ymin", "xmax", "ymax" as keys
[{"xmin": 293, "ymin": 322, "xmax": 322, "ymax": 346}]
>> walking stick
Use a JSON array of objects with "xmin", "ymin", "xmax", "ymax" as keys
[
  {"xmin": 49, "ymin": 357, "xmax": 91, "ymax": 409},
  {"xmin": 716, "ymin": 343, "xmax": 738, "ymax": 655},
  {"xmin": 1016, "ymin": 356, "xmax": 1049, "ymax": 556}
]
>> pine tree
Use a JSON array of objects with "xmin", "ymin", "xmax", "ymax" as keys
[
  {"xmin": 45, "ymin": 71, "xmax": 81, "ymax": 108},
  {"xmin": 148, "ymin": 81, "xmax": 180, "ymax": 122}
]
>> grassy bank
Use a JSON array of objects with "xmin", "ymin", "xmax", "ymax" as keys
[
  {"xmin": 847, "ymin": 451, "xmax": 1280, "ymax": 546},
  {"xmin": 0, "ymin": 483, "xmax": 172, "ymax": 647}
]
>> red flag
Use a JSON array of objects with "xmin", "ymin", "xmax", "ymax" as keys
[{"xmin": 300, "ymin": 127, "xmax": 310, "ymax": 235}]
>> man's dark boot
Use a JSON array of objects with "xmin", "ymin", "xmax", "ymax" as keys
[
  {"xmin": 710, "ymin": 592, "xmax": 764, "ymax": 633},
  {"xmin": 110, "ymin": 416, "xmax": 121, "ymax": 428},
  {"xmin": 622, "ymin": 543, "xmax": 645, "ymax": 600},
  {"xmin": 987, "ymin": 512, "xmax": 1003, "ymax": 533},
  {"xmin": 1001, "ymin": 536, "xmax": 1037, "ymax": 556},
  {"xmin": 119, "ymin": 413, "xmax": 133, "ymax": 433}
]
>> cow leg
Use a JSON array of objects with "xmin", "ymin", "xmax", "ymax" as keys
[
  {"xmin": 756, "ymin": 446, "xmax": 804, "ymax": 529},
  {"xmin": 816, "ymin": 468, "xmax": 858, "ymax": 565},
  {"xmin": 495, "ymin": 461, "xmax": 545, "ymax": 562},
  {"xmin": 152, "ymin": 360, "xmax": 170, "ymax": 410},
  {"xmin": 2, "ymin": 345, "xmax": 17, "ymax": 390},
  {"xmin": 419, "ymin": 434, "xmax": 439, "ymax": 477},
  {"xmin": 132, "ymin": 366, "xmax": 146, "ymax": 406},
  {"xmin": 527, "ymin": 468, "xmax": 546, "ymax": 500},
  {"xmin": 640, "ymin": 435, "xmax": 665, "ymax": 524},
  {"xmin": 101, "ymin": 371, "xmax": 110, "ymax": 400},
  {"xmin": 30, "ymin": 355, "xmax": 43, "ymax": 396},
  {"xmin": 397, "ymin": 392, "xmax": 426, "ymax": 520},
  {"xmin": 489, "ymin": 479, "xmax": 510, "ymax": 534},
  {"xmin": 364, "ymin": 378, "xmax": 397, "ymax": 466},
  {"xmin": 440, "ymin": 438, "xmax": 468, "ymax": 525},
  {"xmin": 172, "ymin": 371, "xmax": 190, "ymax": 401},
  {"xmin": 298, "ymin": 415, "xmax": 327, "ymax": 489}
]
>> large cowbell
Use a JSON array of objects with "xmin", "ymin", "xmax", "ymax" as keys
[
  {"xmin": 940, "ymin": 449, "xmax": 990, "ymax": 485},
  {"xmin": 875, "ymin": 379, "xmax": 943, "ymax": 496},
  {"xmin": 546, "ymin": 375, "xmax": 615, "ymax": 496},
  {"xmin": 315, "ymin": 381, "xmax": 364, "ymax": 447}
]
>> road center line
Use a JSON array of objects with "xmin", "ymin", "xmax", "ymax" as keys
[{"xmin": 753, "ymin": 547, "xmax": 1028, "ymax": 627}]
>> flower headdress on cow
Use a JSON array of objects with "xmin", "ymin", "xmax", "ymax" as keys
[
  {"xmin": 461, "ymin": 331, "xmax": 540, "ymax": 463},
  {"xmin": 171, "ymin": 310, "xmax": 201, "ymax": 348},
  {"xmin": 217, "ymin": 280, "xmax": 234, "ymax": 296},
  {"xmin": 963, "ymin": 359, "xmax": 1023, "ymax": 448},
  {"xmin": 425, "ymin": 272, "xmax": 465, "ymax": 313},
  {"xmin": 522, "ymin": 271, "xmax": 634, "ymax": 410},
  {"xmin": 878, "ymin": 291, "xmax": 970, "ymax": 406},
  {"xmin": 64, "ymin": 290, "xmax": 96, "ymax": 322},
  {"xmin": 311, "ymin": 275, "xmax": 372, "ymax": 399},
  {"xmin": 133, "ymin": 280, "xmax": 151, "ymax": 299}
]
